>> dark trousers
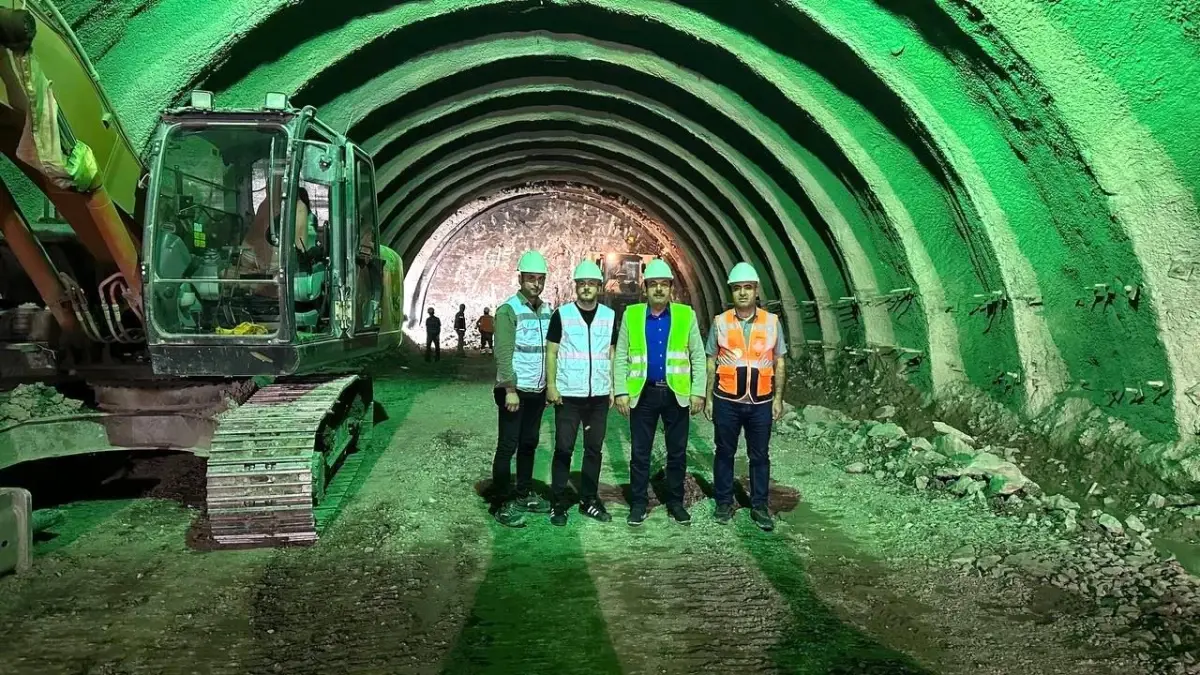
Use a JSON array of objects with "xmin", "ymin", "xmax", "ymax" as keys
[
  {"xmin": 712, "ymin": 397, "xmax": 773, "ymax": 508},
  {"xmin": 456, "ymin": 329, "xmax": 466, "ymax": 353},
  {"xmin": 425, "ymin": 335, "xmax": 440, "ymax": 361},
  {"xmin": 491, "ymin": 387, "xmax": 547, "ymax": 501},
  {"xmin": 552, "ymin": 396, "xmax": 609, "ymax": 504},
  {"xmin": 480, "ymin": 332, "xmax": 494, "ymax": 350},
  {"xmin": 629, "ymin": 386, "xmax": 689, "ymax": 507}
]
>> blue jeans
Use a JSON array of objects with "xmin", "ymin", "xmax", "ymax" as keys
[
  {"xmin": 629, "ymin": 386, "xmax": 689, "ymax": 507},
  {"xmin": 712, "ymin": 397, "xmax": 772, "ymax": 508}
]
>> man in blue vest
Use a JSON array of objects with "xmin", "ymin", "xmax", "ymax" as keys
[
  {"xmin": 490, "ymin": 250, "xmax": 553, "ymax": 528},
  {"xmin": 613, "ymin": 259, "xmax": 708, "ymax": 527},
  {"xmin": 704, "ymin": 262, "xmax": 787, "ymax": 531},
  {"xmin": 545, "ymin": 260, "xmax": 619, "ymax": 525}
]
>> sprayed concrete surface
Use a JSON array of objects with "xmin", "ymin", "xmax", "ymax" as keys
[{"xmin": 4, "ymin": 350, "xmax": 1197, "ymax": 674}]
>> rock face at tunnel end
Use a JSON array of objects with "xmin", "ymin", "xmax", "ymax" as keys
[{"xmin": 411, "ymin": 188, "xmax": 690, "ymax": 342}]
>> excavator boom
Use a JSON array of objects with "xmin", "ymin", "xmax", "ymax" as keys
[{"xmin": 0, "ymin": 0, "xmax": 145, "ymax": 332}]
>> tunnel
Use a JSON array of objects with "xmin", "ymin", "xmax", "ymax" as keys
[
  {"xmin": 2, "ymin": 1, "xmax": 1200, "ymax": 673},
  {"xmin": 56, "ymin": 0, "xmax": 1195, "ymax": 469}
]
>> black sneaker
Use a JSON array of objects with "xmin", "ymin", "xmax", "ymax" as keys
[
  {"xmin": 627, "ymin": 503, "xmax": 648, "ymax": 527},
  {"xmin": 579, "ymin": 500, "xmax": 612, "ymax": 523},
  {"xmin": 667, "ymin": 502, "xmax": 692, "ymax": 526},
  {"xmin": 750, "ymin": 507, "xmax": 774, "ymax": 531},
  {"xmin": 493, "ymin": 500, "xmax": 526, "ymax": 528},
  {"xmin": 713, "ymin": 503, "xmax": 734, "ymax": 524},
  {"xmin": 550, "ymin": 504, "xmax": 569, "ymax": 527},
  {"xmin": 518, "ymin": 492, "xmax": 551, "ymax": 513}
]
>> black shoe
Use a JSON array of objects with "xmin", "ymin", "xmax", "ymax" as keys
[
  {"xmin": 713, "ymin": 503, "xmax": 734, "ymax": 524},
  {"xmin": 493, "ymin": 500, "xmax": 526, "ymax": 528},
  {"xmin": 627, "ymin": 503, "xmax": 647, "ymax": 527},
  {"xmin": 667, "ymin": 502, "xmax": 692, "ymax": 526},
  {"xmin": 750, "ymin": 507, "xmax": 774, "ymax": 531},
  {"xmin": 550, "ymin": 504, "xmax": 569, "ymax": 527},
  {"xmin": 579, "ymin": 499, "xmax": 612, "ymax": 523},
  {"xmin": 517, "ymin": 492, "xmax": 551, "ymax": 513}
]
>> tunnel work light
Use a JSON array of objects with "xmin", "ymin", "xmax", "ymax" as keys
[
  {"xmin": 189, "ymin": 90, "xmax": 213, "ymax": 110},
  {"xmin": 264, "ymin": 92, "xmax": 289, "ymax": 110}
]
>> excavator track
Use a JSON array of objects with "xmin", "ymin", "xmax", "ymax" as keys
[{"xmin": 204, "ymin": 374, "xmax": 370, "ymax": 546}]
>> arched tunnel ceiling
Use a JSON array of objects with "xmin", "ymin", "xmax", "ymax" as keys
[{"xmin": 64, "ymin": 0, "xmax": 1200, "ymax": 471}]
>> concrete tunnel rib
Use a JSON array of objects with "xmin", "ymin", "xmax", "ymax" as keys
[
  {"xmin": 794, "ymin": 1, "xmax": 1070, "ymax": 416},
  {"xmin": 386, "ymin": 137, "xmax": 811, "ymax": 349},
  {"xmin": 375, "ymin": 111, "xmax": 812, "ymax": 350},
  {"xmin": 389, "ymin": 143, "xmax": 732, "ymax": 320},
  {"xmin": 322, "ymin": 55, "xmax": 786, "ymax": 292},
  {"xmin": 379, "ymin": 116, "xmax": 794, "ymax": 296},
  {"xmin": 356, "ymin": 76, "xmax": 875, "ymax": 346},
  {"xmin": 377, "ymin": 119, "xmax": 760, "ymax": 293},
  {"xmin": 349, "ymin": 68, "xmax": 875, "ymax": 341},
  {"xmin": 596, "ymin": 1, "xmax": 977, "ymax": 398},
  {"xmin": 200, "ymin": 4, "xmax": 975, "ymax": 391},
  {"xmin": 380, "ymin": 125, "xmax": 744, "ymax": 277},
  {"xmin": 309, "ymin": 37, "xmax": 859, "ymax": 347},
  {"xmin": 295, "ymin": 30, "xmax": 956, "ymax": 377},
  {"xmin": 954, "ymin": 0, "xmax": 1200, "ymax": 441}
]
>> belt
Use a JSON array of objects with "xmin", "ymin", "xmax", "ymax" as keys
[{"xmin": 649, "ymin": 381, "xmax": 669, "ymax": 388}]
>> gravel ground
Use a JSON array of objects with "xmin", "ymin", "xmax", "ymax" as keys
[{"xmin": 0, "ymin": 351, "xmax": 1193, "ymax": 674}]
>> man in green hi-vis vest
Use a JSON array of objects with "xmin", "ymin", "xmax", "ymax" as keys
[{"xmin": 613, "ymin": 258, "xmax": 708, "ymax": 527}]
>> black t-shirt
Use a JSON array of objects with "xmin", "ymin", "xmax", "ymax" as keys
[
  {"xmin": 546, "ymin": 305, "xmax": 618, "ymax": 346},
  {"xmin": 425, "ymin": 315, "xmax": 441, "ymax": 335},
  {"xmin": 454, "ymin": 311, "xmax": 466, "ymax": 331}
]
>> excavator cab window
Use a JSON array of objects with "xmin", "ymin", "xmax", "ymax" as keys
[
  {"xmin": 147, "ymin": 124, "xmax": 290, "ymax": 337},
  {"xmin": 351, "ymin": 150, "xmax": 381, "ymax": 333},
  {"xmin": 291, "ymin": 129, "xmax": 338, "ymax": 337}
]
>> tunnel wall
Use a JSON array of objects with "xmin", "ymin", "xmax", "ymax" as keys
[{"xmin": 45, "ymin": 0, "xmax": 1200, "ymax": 487}]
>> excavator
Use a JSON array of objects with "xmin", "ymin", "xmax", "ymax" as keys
[{"xmin": 0, "ymin": 1, "xmax": 405, "ymax": 559}]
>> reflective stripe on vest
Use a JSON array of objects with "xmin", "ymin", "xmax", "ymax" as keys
[
  {"xmin": 624, "ymin": 303, "xmax": 694, "ymax": 399},
  {"xmin": 714, "ymin": 308, "xmax": 778, "ymax": 404},
  {"xmin": 555, "ymin": 302, "xmax": 615, "ymax": 397},
  {"xmin": 504, "ymin": 294, "xmax": 551, "ymax": 391}
]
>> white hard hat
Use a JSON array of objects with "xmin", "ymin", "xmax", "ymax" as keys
[
  {"xmin": 573, "ymin": 260, "xmax": 603, "ymax": 281},
  {"xmin": 644, "ymin": 258, "xmax": 674, "ymax": 280},
  {"xmin": 727, "ymin": 262, "xmax": 760, "ymax": 284},
  {"xmin": 517, "ymin": 250, "xmax": 548, "ymax": 274}
]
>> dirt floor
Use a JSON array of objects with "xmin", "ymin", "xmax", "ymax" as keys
[{"xmin": 0, "ymin": 350, "xmax": 1187, "ymax": 674}]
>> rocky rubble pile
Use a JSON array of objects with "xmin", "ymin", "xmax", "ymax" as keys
[
  {"xmin": 949, "ymin": 517, "xmax": 1200, "ymax": 673},
  {"xmin": 776, "ymin": 402, "xmax": 1200, "ymax": 672},
  {"xmin": 775, "ymin": 403, "xmax": 1042, "ymax": 504},
  {"xmin": 0, "ymin": 383, "xmax": 83, "ymax": 427}
]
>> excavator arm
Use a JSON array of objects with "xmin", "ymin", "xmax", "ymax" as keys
[{"xmin": 0, "ymin": 0, "xmax": 145, "ymax": 341}]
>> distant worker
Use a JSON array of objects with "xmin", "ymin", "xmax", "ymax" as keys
[
  {"xmin": 613, "ymin": 259, "xmax": 707, "ymax": 527},
  {"xmin": 476, "ymin": 308, "xmax": 494, "ymax": 353},
  {"xmin": 424, "ymin": 307, "xmax": 441, "ymax": 362},
  {"xmin": 704, "ymin": 262, "xmax": 786, "ymax": 532},
  {"xmin": 545, "ymin": 261, "xmax": 618, "ymax": 525},
  {"xmin": 455, "ymin": 304, "xmax": 467, "ymax": 355},
  {"xmin": 490, "ymin": 250, "xmax": 553, "ymax": 527}
]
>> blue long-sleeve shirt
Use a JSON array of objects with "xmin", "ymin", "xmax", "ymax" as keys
[{"xmin": 646, "ymin": 307, "xmax": 670, "ymax": 382}]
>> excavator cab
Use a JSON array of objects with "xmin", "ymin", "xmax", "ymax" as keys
[{"xmin": 141, "ymin": 93, "xmax": 393, "ymax": 377}]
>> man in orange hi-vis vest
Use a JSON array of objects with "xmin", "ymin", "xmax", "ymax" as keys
[{"xmin": 703, "ymin": 262, "xmax": 787, "ymax": 532}]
